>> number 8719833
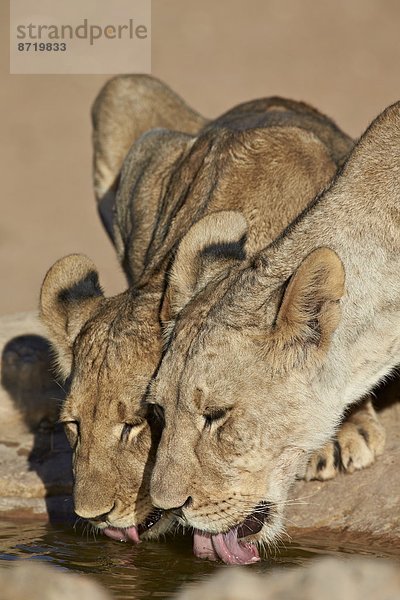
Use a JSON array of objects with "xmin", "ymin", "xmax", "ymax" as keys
[{"xmin": 17, "ymin": 42, "xmax": 67, "ymax": 51}]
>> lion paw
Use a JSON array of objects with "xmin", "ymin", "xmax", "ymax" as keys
[{"xmin": 304, "ymin": 397, "xmax": 386, "ymax": 482}]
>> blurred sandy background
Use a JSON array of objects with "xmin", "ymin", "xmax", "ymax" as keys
[{"xmin": 1, "ymin": 0, "xmax": 399, "ymax": 314}]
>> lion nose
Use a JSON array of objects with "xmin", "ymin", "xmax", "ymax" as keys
[
  {"xmin": 153, "ymin": 494, "xmax": 192, "ymax": 513},
  {"xmin": 74, "ymin": 502, "xmax": 115, "ymax": 522},
  {"xmin": 175, "ymin": 496, "xmax": 193, "ymax": 515},
  {"xmin": 90, "ymin": 510, "xmax": 113, "ymax": 523},
  {"xmin": 173, "ymin": 496, "xmax": 192, "ymax": 513}
]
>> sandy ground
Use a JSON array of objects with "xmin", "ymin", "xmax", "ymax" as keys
[{"xmin": 1, "ymin": 0, "xmax": 400, "ymax": 315}]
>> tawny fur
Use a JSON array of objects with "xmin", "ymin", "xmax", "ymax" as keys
[
  {"xmin": 40, "ymin": 75, "xmax": 362, "ymax": 535},
  {"xmin": 150, "ymin": 101, "xmax": 399, "ymax": 546}
]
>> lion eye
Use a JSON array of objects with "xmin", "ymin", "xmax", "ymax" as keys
[
  {"xmin": 120, "ymin": 421, "xmax": 145, "ymax": 443},
  {"xmin": 203, "ymin": 408, "xmax": 229, "ymax": 430},
  {"xmin": 63, "ymin": 421, "xmax": 79, "ymax": 447}
]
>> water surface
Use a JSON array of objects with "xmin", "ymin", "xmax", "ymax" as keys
[{"xmin": 0, "ymin": 521, "xmax": 398, "ymax": 599}]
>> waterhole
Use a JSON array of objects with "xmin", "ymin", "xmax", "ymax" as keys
[{"xmin": 0, "ymin": 521, "xmax": 398, "ymax": 599}]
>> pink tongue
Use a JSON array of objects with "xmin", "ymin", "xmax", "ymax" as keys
[
  {"xmin": 193, "ymin": 529, "xmax": 260, "ymax": 565},
  {"xmin": 102, "ymin": 527, "xmax": 140, "ymax": 544}
]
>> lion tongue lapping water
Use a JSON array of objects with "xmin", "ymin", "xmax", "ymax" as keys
[
  {"xmin": 102, "ymin": 526, "xmax": 140, "ymax": 543},
  {"xmin": 193, "ymin": 529, "xmax": 260, "ymax": 564},
  {"xmin": 192, "ymin": 502, "xmax": 272, "ymax": 564},
  {"xmin": 103, "ymin": 525, "xmax": 260, "ymax": 563},
  {"xmin": 101, "ymin": 508, "xmax": 165, "ymax": 543}
]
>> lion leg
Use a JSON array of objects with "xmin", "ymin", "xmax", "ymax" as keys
[{"xmin": 303, "ymin": 396, "xmax": 386, "ymax": 481}]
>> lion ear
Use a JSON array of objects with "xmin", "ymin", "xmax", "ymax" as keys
[
  {"xmin": 40, "ymin": 254, "xmax": 104, "ymax": 378},
  {"xmin": 271, "ymin": 248, "xmax": 345, "ymax": 367},
  {"xmin": 161, "ymin": 211, "xmax": 248, "ymax": 324}
]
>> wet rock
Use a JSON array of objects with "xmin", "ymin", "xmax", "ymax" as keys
[
  {"xmin": 177, "ymin": 557, "xmax": 400, "ymax": 600},
  {"xmin": 0, "ymin": 561, "xmax": 111, "ymax": 600}
]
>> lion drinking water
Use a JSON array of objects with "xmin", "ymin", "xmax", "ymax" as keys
[{"xmin": 39, "ymin": 76, "xmax": 384, "ymax": 558}]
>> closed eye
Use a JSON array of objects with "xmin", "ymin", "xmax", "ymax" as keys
[
  {"xmin": 120, "ymin": 421, "xmax": 146, "ymax": 443},
  {"xmin": 203, "ymin": 408, "xmax": 230, "ymax": 430}
]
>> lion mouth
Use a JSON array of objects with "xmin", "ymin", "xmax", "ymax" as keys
[
  {"xmin": 137, "ymin": 507, "xmax": 164, "ymax": 535},
  {"xmin": 237, "ymin": 501, "xmax": 271, "ymax": 539},
  {"xmin": 193, "ymin": 501, "xmax": 271, "ymax": 565},
  {"xmin": 101, "ymin": 508, "xmax": 164, "ymax": 543}
]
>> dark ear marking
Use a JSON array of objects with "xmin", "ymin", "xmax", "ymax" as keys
[
  {"xmin": 200, "ymin": 235, "xmax": 247, "ymax": 263},
  {"xmin": 40, "ymin": 254, "xmax": 105, "ymax": 378},
  {"xmin": 58, "ymin": 271, "xmax": 103, "ymax": 304},
  {"xmin": 162, "ymin": 211, "xmax": 248, "ymax": 325}
]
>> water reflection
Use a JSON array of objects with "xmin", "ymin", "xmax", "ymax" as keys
[{"xmin": 0, "ymin": 522, "xmax": 398, "ymax": 600}]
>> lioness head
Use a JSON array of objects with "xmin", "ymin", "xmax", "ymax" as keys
[
  {"xmin": 150, "ymin": 211, "xmax": 345, "ymax": 563},
  {"xmin": 40, "ymin": 254, "xmax": 167, "ymax": 539}
]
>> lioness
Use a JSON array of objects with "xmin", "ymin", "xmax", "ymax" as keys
[
  {"xmin": 149, "ymin": 101, "xmax": 399, "ymax": 563},
  {"xmin": 40, "ymin": 75, "xmax": 364, "ymax": 546}
]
